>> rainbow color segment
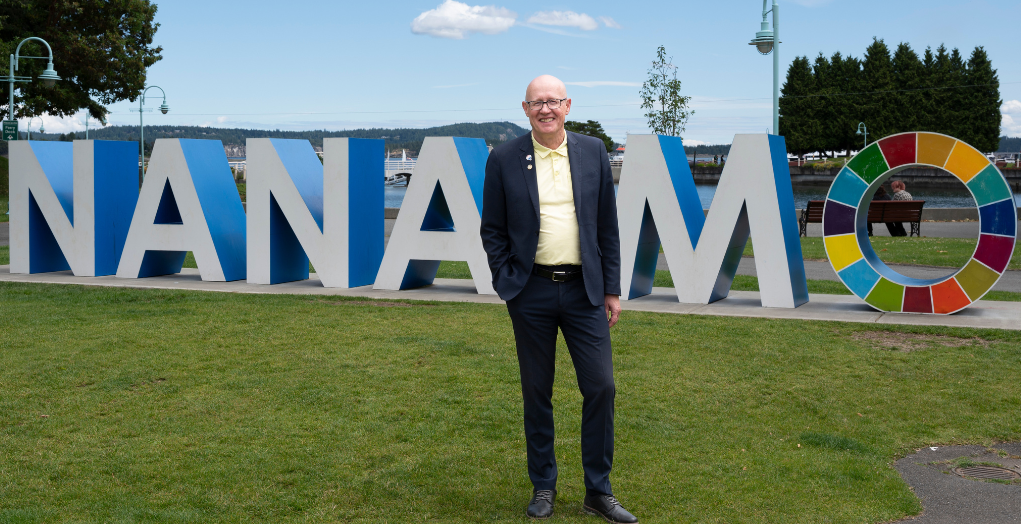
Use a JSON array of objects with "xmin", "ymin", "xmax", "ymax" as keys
[{"xmin": 823, "ymin": 132, "xmax": 1017, "ymax": 314}]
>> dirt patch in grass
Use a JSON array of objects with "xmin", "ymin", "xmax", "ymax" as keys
[{"xmin": 852, "ymin": 331, "xmax": 989, "ymax": 352}]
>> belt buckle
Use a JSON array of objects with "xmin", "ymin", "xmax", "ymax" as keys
[{"xmin": 552, "ymin": 271, "xmax": 567, "ymax": 282}]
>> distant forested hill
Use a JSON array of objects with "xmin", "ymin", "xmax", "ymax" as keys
[
  {"xmin": 683, "ymin": 144, "xmax": 730, "ymax": 155},
  {"xmin": 25, "ymin": 122, "xmax": 529, "ymax": 156},
  {"xmin": 999, "ymin": 136, "xmax": 1021, "ymax": 153}
]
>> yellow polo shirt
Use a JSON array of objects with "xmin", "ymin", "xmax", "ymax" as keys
[{"xmin": 532, "ymin": 133, "xmax": 581, "ymax": 265}]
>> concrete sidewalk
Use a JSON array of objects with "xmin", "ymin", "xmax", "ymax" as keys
[
  {"xmin": 2, "ymin": 266, "xmax": 1019, "ymax": 331},
  {"xmin": 657, "ymin": 254, "xmax": 1021, "ymax": 293}
]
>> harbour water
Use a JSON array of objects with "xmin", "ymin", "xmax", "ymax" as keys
[{"xmin": 385, "ymin": 184, "xmax": 1020, "ymax": 209}]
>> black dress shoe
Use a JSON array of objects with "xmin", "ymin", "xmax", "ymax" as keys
[
  {"xmin": 582, "ymin": 494, "xmax": 638, "ymax": 523},
  {"xmin": 526, "ymin": 489, "xmax": 556, "ymax": 519}
]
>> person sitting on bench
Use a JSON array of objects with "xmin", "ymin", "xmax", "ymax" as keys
[{"xmin": 867, "ymin": 186, "xmax": 907, "ymax": 237}]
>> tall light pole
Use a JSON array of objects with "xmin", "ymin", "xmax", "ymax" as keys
[
  {"xmin": 135, "ymin": 85, "xmax": 169, "ymax": 176},
  {"xmin": 5, "ymin": 36, "xmax": 60, "ymax": 139},
  {"xmin": 855, "ymin": 122, "xmax": 868, "ymax": 150},
  {"xmin": 83, "ymin": 112, "xmax": 105, "ymax": 140},
  {"xmin": 750, "ymin": 0, "xmax": 779, "ymax": 135},
  {"xmin": 27, "ymin": 116, "xmax": 43, "ymax": 140}
]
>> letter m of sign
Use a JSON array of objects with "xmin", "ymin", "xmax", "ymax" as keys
[{"xmin": 617, "ymin": 134, "xmax": 808, "ymax": 308}]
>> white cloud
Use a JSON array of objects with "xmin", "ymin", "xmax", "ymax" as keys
[
  {"xmin": 598, "ymin": 16, "xmax": 620, "ymax": 29},
  {"xmin": 1003, "ymin": 114, "xmax": 1021, "ymax": 136},
  {"xmin": 526, "ymin": 10, "xmax": 598, "ymax": 31},
  {"xmin": 411, "ymin": 0, "xmax": 516, "ymax": 39},
  {"xmin": 17, "ymin": 112, "xmax": 108, "ymax": 135},
  {"xmin": 565, "ymin": 81, "xmax": 641, "ymax": 88},
  {"xmin": 1002, "ymin": 100, "xmax": 1021, "ymax": 114},
  {"xmin": 684, "ymin": 139, "xmax": 709, "ymax": 147}
]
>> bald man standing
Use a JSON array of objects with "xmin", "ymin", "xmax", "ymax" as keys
[{"xmin": 481, "ymin": 75, "xmax": 637, "ymax": 523}]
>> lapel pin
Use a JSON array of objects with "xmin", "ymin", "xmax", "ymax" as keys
[
  {"xmin": 526, "ymin": 154, "xmax": 532, "ymax": 161},
  {"xmin": 527, "ymin": 164, "xmax": 533, "ymax": 170}
]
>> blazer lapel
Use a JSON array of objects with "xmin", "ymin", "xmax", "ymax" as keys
[
  {"xmin": 566, "ymin": 132, "xmax": 583, "ymax": 220},
  {"xmin": 519, "ymin": 138, "xmax": 540, "ymax": 219}
]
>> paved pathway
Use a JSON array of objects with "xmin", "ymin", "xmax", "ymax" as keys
[
  {"xmin": 893, "ymin": 443, "xmax": 1021, "ymax": 523},
  {"xmin": 2, "ymin": 266, "xmax": 1019, "ymax": 331},
  {"xmin": 656, "ymin": 254, "xmax": 1021, "ymax": 293}
]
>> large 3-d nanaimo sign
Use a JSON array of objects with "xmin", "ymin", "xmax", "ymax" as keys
[{"xmin": 10, "ymin": 133, "xmax": 1015, "ymax": 315}]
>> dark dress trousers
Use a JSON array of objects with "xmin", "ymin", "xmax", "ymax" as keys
[{"xmin": 480, "ymin": 131, "xmax": 621, "ymax": 496}]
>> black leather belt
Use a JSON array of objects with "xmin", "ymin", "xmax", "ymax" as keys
[{"xmin": 533, "ymin": 264, "xmax": 582, "ymax": 282}]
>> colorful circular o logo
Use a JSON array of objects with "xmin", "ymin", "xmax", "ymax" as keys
[{"xmin": 823, "ymin": 132, "xmax": 1017, "ymax": 314}]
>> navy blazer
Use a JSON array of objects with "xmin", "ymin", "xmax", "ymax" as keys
[{"xmin": 480, "ymin": 131, "xmax": 621, "ymax": 307}]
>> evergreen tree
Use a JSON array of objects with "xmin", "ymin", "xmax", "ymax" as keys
[
  {"xmin": 811, "ymin": 53, "xmax": 836, "ymax": 155},
  {"xmin": 778, "ymin": 56, "xmax": 820, "ymax": 156},
  {"xmin": 946, "ymin": 48, "xmax": 968, "ymax": 140},
  {"xmin": 963, "ymin": 46, "xmax": 1001, "ymax": 152},
  {"xmin": 829, "ymin": 52, "xmax": 862, "ymax": 154},
  {"xmin": 891, "ymin": 43, "xmax": 924, "ymax": 132},
  {"xmin": 861, "ymin": 38, "xmax": 895, "ymax": 143},
  {"xmin": 564, "ymin": 120, "xmax": 615, "ymax": 153},
  {"xmin": 918, "ymin": 47, "xmax": 938, "ymax": 131},
  {"xmin": 926, "ymin": 45, "xmax": 955, "ymax": 135},
  {"xmin": 781, "ymin": 41, "xmax": 1002, "ymax": 154}
]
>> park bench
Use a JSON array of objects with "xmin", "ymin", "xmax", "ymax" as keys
[{"xmin": 800, "ymin": 200, "xmax": 925, "ymax": 237}]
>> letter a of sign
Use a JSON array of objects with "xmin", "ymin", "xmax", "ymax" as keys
[
  {"xmin": 374, "ymin": 137, "xmax": 495, "ymax": 294},
  {"xmin": 246, "ymin": 137, "xmax": 384, "ymax": 287},
  {"xmin": 617, "ymin": 134, "xmax": 807, "ymax": 308},
  {"xmin": 9, "ymin": 140, "xmax": 138, "ymax": 275},
  {"xmin": 116, "ymin": 139, "xmax": 247, "ymax": 281}
]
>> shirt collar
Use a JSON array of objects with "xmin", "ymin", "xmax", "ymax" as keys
[{"xmin": 531, "ymin": 132, "xmax": 568, "ymax": 159}]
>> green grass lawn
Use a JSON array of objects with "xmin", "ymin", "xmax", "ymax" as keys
[
  {"xmin": 2, "ymin": 282, "xmax": 1020, "ymax": 522},
  {"xmin": 1, "ymin": 197, "xmax": 8, "ymax": 222}
]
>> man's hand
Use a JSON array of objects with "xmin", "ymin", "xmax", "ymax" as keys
[{"xmin": 604, "ymin": 294, "xmax": 621, "ymax": 328}]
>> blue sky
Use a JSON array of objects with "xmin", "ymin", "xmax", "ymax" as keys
[{"xmin": 25, "ymin": 0, "xmax": 1021, "ymax": 145}]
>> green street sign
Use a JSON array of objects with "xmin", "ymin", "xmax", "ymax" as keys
[{"xmin": 3, "ymin": 120, "xmax": 18, "ymax": 141}]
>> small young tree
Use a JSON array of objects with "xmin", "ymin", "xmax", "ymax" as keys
[{"xmin": 640, "ymin": 45, "xmax": 693, "ymax": 137}]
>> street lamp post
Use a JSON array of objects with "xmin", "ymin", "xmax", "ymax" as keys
[
  {"xmin": 134, "ymin": 85, "xmax": 169, "ymax": 176},
  {"xmin": 83, "ymin": 112, "xmax": 106, "ymax": 140},
  {"xmin": 27, "ymin": 116, "xmax": 43, "ymax": 140},
  {"xmin": 5, "ymin": 37, "xmax": 60, "ymax": 135},
  {"xmin": 750, "ymin": 0, "xmax": 779, "ymax": 135},
  {"xmin": 855, "ymin": 122, "xmax": 868, "ymax": 150}
]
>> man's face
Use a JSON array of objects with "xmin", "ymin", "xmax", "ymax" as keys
[{"xmin": 522, "ymin": 76, "xmax": 571, "ymax": 138}]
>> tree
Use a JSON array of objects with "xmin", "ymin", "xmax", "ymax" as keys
[
  {"xmin": 861, "ymin": 38, "xmax": 895, "ymax": 142},
  {"xmin": 781, "ymin": 41, "xmax": 1002, "ymax": 154},
  {"xmin": 564, "ymin": 120, "xmax": 615, "ymax": 153},
  {"xmin": 639, "ymin": 45, "xmax": 693, "ymax": 137},
  {"xmin": 0, "ymin": 0, "xmax": 163, "ymax": 121},
  {"xmin": 829, "ymin": 52, "xmax": 862, "ymax": 154},
  {"xmin": 891, "ymin": 42, "xmax": 924, "ymax": 132},
  {"xmin": 963, "ymin": 46, "xmax": 1001, "ymax": 152},
  {"xmin": 778, "ymin": 56, "xmax": 820, "ymax": 156}
]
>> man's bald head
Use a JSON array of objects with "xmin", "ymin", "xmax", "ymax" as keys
[
  {"xmin": 523, "ymin": 74, "xmax": 571, "ymax": 148},
  {"xmin": 525, "ymin": 74, "xmax": 567, "ymax": 101}
]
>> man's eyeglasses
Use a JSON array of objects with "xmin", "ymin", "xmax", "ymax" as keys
[{"xmin": 525, "ymin": 98, "xmax": 567, "ymax": 111}]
